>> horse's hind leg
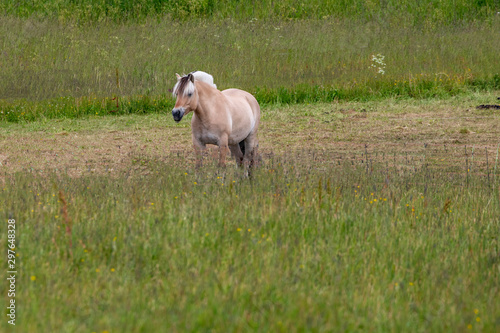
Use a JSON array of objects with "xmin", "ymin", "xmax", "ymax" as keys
[
  {"xmin": 243, "ymin": 132, "xmax": 259, "ymax": 168},
  {"xmin": 229, "ymin": 144, "xmax": 244, "ymax": 167}
]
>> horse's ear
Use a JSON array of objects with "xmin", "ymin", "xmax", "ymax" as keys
[
  {"xmin": 175, "ymin": 73, "xmax": 181, "ymax": 80},
  {"xmin": 188, "ymin": 73, "xmax": 194, "ymax": 83}
]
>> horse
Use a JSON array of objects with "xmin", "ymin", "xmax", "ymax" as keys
[{"xmin": 171, "ymin": 72, "xmax": 260, "ymax": 168}]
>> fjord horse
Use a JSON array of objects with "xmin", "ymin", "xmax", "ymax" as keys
[{"xmin": 172, "ymin": 72, "xmax": 260, "ymax": 168}]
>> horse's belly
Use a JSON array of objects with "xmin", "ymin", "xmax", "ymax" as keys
[{"xmin": 197, "ymin": 132, "xmax": 219, "ymax": 145}]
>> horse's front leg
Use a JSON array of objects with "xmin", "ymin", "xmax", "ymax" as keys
[
  {"xmin": 218, "ymin": 134, "xmax": 229, "ymax": 167},
  {"xmin": 193, "ymin": 136, "xmax": 206, "ymax": 168}
]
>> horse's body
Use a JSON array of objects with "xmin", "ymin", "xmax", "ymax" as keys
[{"xmin": 172, "ymin": 72, "xmax": 260, "ymax": 167}]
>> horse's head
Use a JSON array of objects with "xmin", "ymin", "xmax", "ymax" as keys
[{"xmin": 172, "ymin": 73, "xmax": 198, "ymax": 123}]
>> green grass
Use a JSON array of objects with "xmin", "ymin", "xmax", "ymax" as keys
[
  {"xmin": 1, "ymin": 0, "xmax": 498, "ymax": 23},
  {"xmin": 1, "ymin": 15, "xmax": 499, "ymax": 122},
  {"xmin": 1, "ymin": 5, "xmax": 500, "ymax": 330},
  {"xmin": 1, "ymin": 151, "xmax": 499, "ymax": 332}
]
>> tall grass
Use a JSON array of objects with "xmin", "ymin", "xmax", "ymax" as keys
[
  {"xmin": 1, "ymin": 150, "xmax": 499, "ymax": 332},
  {"xmin": 1, "ymin": 0, "xmax": 498, "ymax": 23},
  {"xmin": 1, "ymin": 15, "xmax": 499, "ymax": 122}
]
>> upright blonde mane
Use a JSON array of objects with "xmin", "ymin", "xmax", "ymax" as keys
[{"xmin": 172, "ymin": 71, "xmax": 217, "ymax": 97}]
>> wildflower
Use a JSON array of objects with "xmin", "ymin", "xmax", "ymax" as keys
[
  {"xmin": 467, "ymin": 324, "xmax": 472, "ymax": 329},
  {"xmin": 96, "ymin": 268, "xmax": 100, "ymax": 273},
  {"xmin": 30, "ymin": 276, "xmax": 36, "ymax": 281},
  {"xmin": 409, "ymin": 282, "xmax": 414, "ymax": 286},
  {"xmin": 248, "ymin": 229, "xmax": 251, "ymax": 232},
  {"xmin": 476, "ymin": 317, "xmax": 480, "ymax": 322},
  {"xmin": 237, "ymin": 228, "xmax": 241, "ymax": 232},
  {"xmin": 111, "ymin": 268, "xmax": 115, "ymax": 272},
  {"xmin": 474, "ymin": 309, "xmax": 479, "ymax": 314}
]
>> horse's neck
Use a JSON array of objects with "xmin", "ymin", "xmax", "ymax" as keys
[{"xmin": 194, "ymin": 82, "xmax": 219, "ymax": 122}]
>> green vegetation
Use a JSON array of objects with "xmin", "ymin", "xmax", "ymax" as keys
[
  {"xmin": 1, "ymin": 149, "xmax": 499, "ymax": 332},
  {"xmin": 0, "ymin": 3, "xmax": 499, "ymax": 330},
  {"xmin": 1, "ymin": 15, "xmax": 499, "ymax": 122},
  {"xmin": 1, "ymin": 0, "xmax": 499, "ymax": 23}
]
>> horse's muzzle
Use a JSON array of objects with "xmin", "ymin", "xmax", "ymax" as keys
[{"xmin": 172, "ymin": 108, "xmax": 185, "ymax": 123}]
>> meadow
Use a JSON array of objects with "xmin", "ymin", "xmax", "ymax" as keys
[
  {"xmin": 1, "ymin": 1, "xmax": 500, "ymax": 332},
  {"xmin": 1, "ymin": 93, "xmax": 500, "ymax": 332}
]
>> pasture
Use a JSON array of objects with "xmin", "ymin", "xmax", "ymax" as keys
[
  {"xmin": 1, "ymin": 93, "xmax": 500, "ymax": 332},
  {"xmin": 1, "ymin": 1, "xmax": 500, "ymax": 331}
]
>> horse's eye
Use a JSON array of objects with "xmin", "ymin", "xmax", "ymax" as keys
[{"xmin": 188, "ymin": 93, "xmax": 193, "ymax": 97}]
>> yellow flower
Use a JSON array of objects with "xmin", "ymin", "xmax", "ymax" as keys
[
  {"xmin": 248, "ymin": 229, "xmax": 251, "ymax": 232},
  {"xmin": 30, "ymin": 276, "xmax": 36, "ymax": 281},
  {"xmin": 476, "ymin": 317, "xmax": 480, "ymax": 322},
  {"xmin": 96, "ymin": 268, "xmax": 100, "ymax": 273},
  {"xmin": 409, "ymin": 282, "xmax": 414, "ymax": 286},
  {"xmin": 474, "ymin": 309, "xmax": 479, "ymax": 314},
  {"xmin": 237, "ymin": 228, "xmax": 241, "ymax": 232},
  {"xmin": 111, "ymin": 268, "xmax": 115, "ymax": 272},
  {"xmin": 467, "ymin": 324, "xmax": 472, "ymax": 329}
]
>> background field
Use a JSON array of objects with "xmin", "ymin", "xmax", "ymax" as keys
[
  {"xmin": 1, "ymin": 1, "xmax": 500, "ymax": 122},
  {"xmin": 1, "ymin": 1, "xmax": 500, "ymax": 332}
]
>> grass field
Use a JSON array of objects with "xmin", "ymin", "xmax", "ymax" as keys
[
  {"xmin": 1, "ymin": 93, "xmax": 500, "ymax": 332},
  {"xmin": 1, "ymin": 1, "xmax": 500, "ymax": 331},
  {"xmin": 1, "ymin": 14, "xmax": 499, "ymax": 122}
]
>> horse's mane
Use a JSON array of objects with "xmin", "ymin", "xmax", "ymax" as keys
[{"xmin": 173, "ymin": 71, "xmax": 216, "ymax": 97}]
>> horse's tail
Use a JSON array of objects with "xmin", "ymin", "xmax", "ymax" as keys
[{"xmin": 191, "ymin": 71, "xmax": 217, "ymax": 89}]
